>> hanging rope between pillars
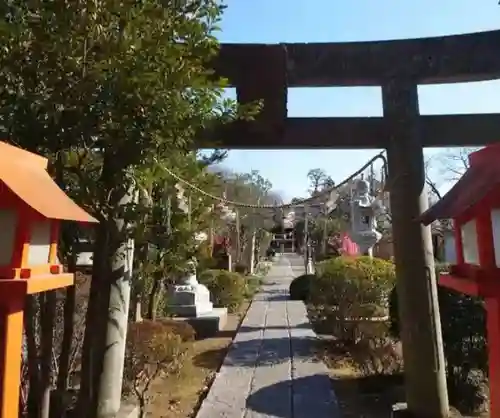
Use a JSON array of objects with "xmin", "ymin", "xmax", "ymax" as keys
[{"xmin": 153, "ymin": 152, "xmax": 388, "ymax": 210}]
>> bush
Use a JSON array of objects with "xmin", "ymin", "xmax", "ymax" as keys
[
  {"xmin": 388, "ymin": 263, "xmax": 487, "ymax": 413},
  {"xmin": 244, "ymin": 275, "xmax": 263, "ymax": 299},
  {"xmin": 349, "ymin": 323, "xmax": 403, "ymax": 376},
  {"xmin": 156, "ymin": 318, "xmax": 196, "ymax": 342},
  {"xmin": 124, "ymin": 320, "xmax": 191, "ymax": 416},
  {"xmin": 198, "ymin": 269, "xmax": 247, "ymax": 313},
  {"xmin": 309, "ymin": 256, "xmax": 396, "ymax": 344},
  {"xmin": 233, "ymin": 263, "xmax": 248, "ymax": 275},
  {"xmin": 196, "ymin": 256, "xmax": 219, "ymax": 273},
  {"xmin": 314, "ymin": 252, "xmax": 333, "ymax": 263},
  {"xmin": 289, "ymin": 274, "xmax": 316, "ymax": 301}
]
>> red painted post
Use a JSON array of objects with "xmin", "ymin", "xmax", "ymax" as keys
[{"xmin": 486, "ymin": 298, "xmax": 500, "ymax": 418}]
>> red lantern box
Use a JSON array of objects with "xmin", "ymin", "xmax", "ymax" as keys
[
  {"xmin": 421, "ymin": 143, "xmax": 500, "ymax": 418},
  {"xmin": 0, "ymin": 141, "xmax": 97, "ymax": 418}
]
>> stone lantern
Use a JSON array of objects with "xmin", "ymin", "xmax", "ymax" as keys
[
  {"xmin": 168, "ymin": 260, "xmax": 213, "ymax": 316},
  {"xmin": 350, "ymin": 179, "xmax": 383, "ymax": 256},
  {"xmin": 0, "ymin": 141, "xmax": 98, "ymax": 418},
  {"xmin": 421, "ymin": 144, "xmax": 500, "ymax": 418},
  {"xmin": 217, "ymin": 202, "xmax": 236, "ymax": 223},
  {"xmin": 167, "ymin": 259, "xmax": 227, "ymax": 338}
]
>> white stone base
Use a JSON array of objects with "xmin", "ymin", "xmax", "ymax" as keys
[
  {"xmin": 171, "ymin": 308, "xmax": 228, "ymax": 339},
  {"xmin": 169, "ymin": 302, "xmax": 214, "ymax": 318},
  {"xmin": 116, "ymin": 402, "xmax": 139, "ymax": 418},
  {"xmin": 168, "ymin": 280, "xmax": 213, "ymax": 318}
]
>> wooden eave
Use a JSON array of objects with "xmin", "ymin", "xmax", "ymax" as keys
[
  {"xmin": 421, "ymin": 163, "xmax": 500, "ymax": 226},
  {"xmin": 0, "ymin": 142, "xmax": 98, "ymax": 223}
]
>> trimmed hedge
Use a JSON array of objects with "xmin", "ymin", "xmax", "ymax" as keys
[
  {"xmin": 198, "ymin": 269, "xmax": 247, "ymax": 313},
  {"xmin": 289, "ymin": 274, "xmax": 316, "ymax": 301},
  {"xmin": 244, "ymin": 275, "xmax": 263, "ymax": 299},
  {"xmin": 311, "ymin": 256, "xmax": 395, "ymax": 316},
  {"xmin": 309, "ymin": 256, "xmax": 396, "ymax": 343},
  {"xmin": 233, "ymin": 263, "xmax": 248, "ymax": 275}
]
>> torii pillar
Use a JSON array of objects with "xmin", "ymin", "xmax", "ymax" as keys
[{"xmin": 383, "ymin": 77, "xmax": 449, "ymax": 418}]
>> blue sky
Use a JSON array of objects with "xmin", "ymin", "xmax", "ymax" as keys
[{"xmin": 213, "ymin": 0, "xmax": 500, "ymax": 200}]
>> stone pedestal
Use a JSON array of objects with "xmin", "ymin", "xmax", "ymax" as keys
[
  {"xmin": 168, "ymin": 280, "xmax": 213, "ymax": 317},
  {"xmin": 168, "ymin": 265, "xmax": 213, "ymax": 315},
  {"xmin": 168, "ymin": 263, "xmax": 227, "ymax": 338}
]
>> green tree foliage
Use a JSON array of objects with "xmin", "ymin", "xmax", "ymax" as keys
[
  {"xmin": 0, "ymin": 0, "xmax": 239, "ymax": 219},
  {"xmin": 0, "ymin": 1, "xmax": 250, "ymax": 416},
  {"xmin": 209, "ymin": 168, "xmax": 281, "ymax": 264},
  {"xmin": 132, "ymin": 152, "xmax": 222, "ymax": 320},
  {"xmin": 132, "ymin": 161, "xmax": 280, "ymax": 320},
  {"xmin": 307, "ymin": 168, "xmax": 334, "ymax": 196},
  {"xmin": 295, "ymin": 218, "xmax": 343, "ymax": 248}
]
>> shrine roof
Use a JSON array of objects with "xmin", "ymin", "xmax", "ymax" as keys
[
  {"xmin": 421, "ymin": 157, "xmax": 500, "ymax": 225},
  {"xmin": 0, "ymin": 142, "xmax": 98, "ymax": 223}
]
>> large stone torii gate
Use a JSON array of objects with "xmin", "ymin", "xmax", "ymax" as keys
[{"xmin": 204, "ymin": 29, "xmax": 500, "ymax": 418}]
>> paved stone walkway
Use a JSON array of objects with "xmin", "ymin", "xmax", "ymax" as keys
[{"xmin": 196, "ymin": 254, "xmax": 339, "ymax": 418}]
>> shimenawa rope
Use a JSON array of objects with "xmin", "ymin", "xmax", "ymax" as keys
[{"xmin": 153, "ymin": 152, "xmax": 388, "ymax": 210}]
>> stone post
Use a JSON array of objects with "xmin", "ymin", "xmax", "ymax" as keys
[{"xmin": 382, "ymin": 78, "xmax": 449, "ymax": 418}]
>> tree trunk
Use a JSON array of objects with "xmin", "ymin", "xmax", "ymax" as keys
[
  {"xmin": 130, "ymin": 251, "xmax": 148, "ymax": 323},
  {"xmin": 321, "ymin": 216, "xmax": 328, "ymax": 256},
  {"xmin": 40, "ymin": 290, "xmax": 57, "ymax": 418},
  {"xmin": 209, "ymin": 219, "xmax": 214, "ymax": 257},
  {"xmin": 75, "ymin": 222, "xmax": 111, "ymax": 418},
  {"xmin": 94, "ymin": 184, "xmax": 136, "ymax": 418},
  {"xmin": 96, "ymin": 233, "xmax": 134, "ymax": 418},
  {"xmin": 147, "ymin": 279, "xmax": 161, "ymax": 321},
  {"xmin": 54, "ymin": 257, "xmax": 77, "ymax": 417},
  {"xmin": 24, "ymin": 295, "xmax": 41, "ymax": 418},
  {"xmin": 235, "ymin": 210, "xmax": 241, "ymax": 262},
  {"xmin": 76, "ymin": 153, "xmax": 136, "ymax": 418}
]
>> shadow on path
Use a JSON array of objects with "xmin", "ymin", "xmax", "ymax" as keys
[
  {"xmin": 237, "ymin": 323, "xmax": 311, "ymax": 333},
  {"xmin": 263, "ymin": 294, "xmax": 289, "ymax": 301},
  {"xmin": 246, "ymin": 375, "xmax": 339, "ymax": 418},
  {"xmin": 192, "ymin": 337, "xmax": 319, "ymax": 369}
]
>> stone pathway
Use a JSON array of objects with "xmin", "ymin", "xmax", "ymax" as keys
[{"xmin": 196, "ymin": 254, "xmax": 339, "ymax": 418}]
